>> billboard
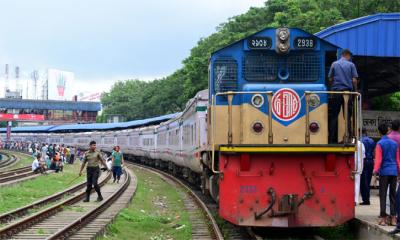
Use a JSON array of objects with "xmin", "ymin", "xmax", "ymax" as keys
[
  {"xmin": 363, "ymin": 110, "xmax": 400, "ymax": 138},
  {"xmin": 0, "ymin": 114, "xmax": 45, "ymax": 121},
  {"xmin": 47, "ymin": 69, "xmax": 74, "ymax": 100}
]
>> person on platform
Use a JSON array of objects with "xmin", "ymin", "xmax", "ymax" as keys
[
  {"xmin": 327, "ymin": 49, "xmax": 358, "ymax": 143},
  {"xmin": 111, "ymin": 146, "xmax": 124, "ymax": 183},
  {"xmin": 79, "ymin": 141, "xmax": 108, "ymax": 202},
  {"xmin": 360, "ymin": 128, "xmax": 376, "ymax": 205},
  {"xmin": 373, "ymin": 123, "xmax": 400, "ymax": 226},
  {"xmin": 32, "ymin": 153, "xmax": 45, "ymax": 174},
  {"xmin": 355, "ymin": 139, "xmax": 365, "ymax": 205},
  {"xmin": 389, "ymin": 119, "xmax": 400, "ymax": 147},
  {"xmin": 70, "ymin": 146, "xmax": 76, "ymax": 164}
]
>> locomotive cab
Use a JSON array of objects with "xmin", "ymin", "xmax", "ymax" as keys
[{"xmin": 208, "ymin": 27, "xmax": 361, "ymax": 227}]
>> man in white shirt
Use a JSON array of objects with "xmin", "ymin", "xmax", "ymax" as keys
[
  {"xmin": 355, "ymin": 140, "xmax": 366, "ymax": 205},
  {"xmin": 32, "ymin": 153, "xmax": 45, "ymax": 174}
]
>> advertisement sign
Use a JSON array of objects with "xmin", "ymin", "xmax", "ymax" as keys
[
  {"xmin": 47, "ymin": 69, "xmax": 74, "ymax": 100},
  {"xmin": 0, "ymin": 114, "xmax": 45, "ymax": 121},
  {"xmin": 363, "ymin": 110, "xmax": 400, "ymax": 138}
]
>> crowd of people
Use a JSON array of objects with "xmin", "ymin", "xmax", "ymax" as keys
[{"xmin": 355, "ymin": 120, "xmax": 400, "ymax": 234}]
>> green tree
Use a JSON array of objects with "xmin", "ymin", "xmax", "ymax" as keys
[{"xmin": 100, "ymin": 0, "xmax": 400, "ymax": 122}]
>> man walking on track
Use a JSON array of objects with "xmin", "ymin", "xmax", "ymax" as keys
[{"xmin": 79, "ymin": 141, "xmax": 108, "ymax": 202}]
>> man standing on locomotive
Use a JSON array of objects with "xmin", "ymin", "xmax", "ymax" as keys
[
  {"xmin": 79, "ymin": 141, "xmax": 109, "ymax": 202},
  {"xmin": 328, "ymin": 49, "xmax": 359, "ymax": 143}
]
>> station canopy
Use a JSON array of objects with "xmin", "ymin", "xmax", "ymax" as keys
[
  {"xmin": 0, "ymin": 98, "xmax": 101, "ymax": 111},
  {"xmin": 316, "ymin": 13, "xmax": 400, "ymax": 98}
]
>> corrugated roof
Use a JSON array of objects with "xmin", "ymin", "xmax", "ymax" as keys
[
  {"xmin": 316, "ymin": 13, "xmax": 400, "ymax": 57},
  {"xmin": 0, "ymin": 98, "xmax": 101, "ymax": 111},
  {"xmin": 0, "ymin": 112, "xmax": 181, "ymax": 133},
  {"xmin": 44, "ymin": 112, "xmax": 181, "ymax": 132}
]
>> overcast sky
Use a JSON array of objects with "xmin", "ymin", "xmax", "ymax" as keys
[{"xmin": 0, "ymin": 0, "xmax": 265, "ymax": 97}]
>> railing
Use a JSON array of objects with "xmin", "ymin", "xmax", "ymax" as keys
[
  {"xmin": 211, "ymin": 91, "xmax": 273, "ymax": 174},
  {"xmin": 304, "ymin": 91, "xmax": 362, "ymax": 145},
  {"xmin": 210, "ymin": 90, "xmax": 362, "ymax": 174}
]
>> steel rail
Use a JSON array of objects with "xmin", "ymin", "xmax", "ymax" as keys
[
  {"xmin": 0, "ymin": 152, "xmax": 19, "ymax": 169},
  {"xmin": 0, "ymin": 166, "xmax": 31, "ymax": 178},
  {"xmin": 130, "ymin": 163, "xmax": 224, "ymax": 240},
  {"xmin": 46, "ymin": 168, "xmax": 131, "ymax": 240},
  {"xmin": 0, "ymin": 176, "xmax": 91, "ymax": 224},
  {"xmin": 0, "ymin": 171, "xmax": 112, "ymax": 239},
  {"xmin": 0, "ymin": 170, "xmax": 34, "ymax": 184}
]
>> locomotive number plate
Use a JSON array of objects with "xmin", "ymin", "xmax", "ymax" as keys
[
  {"xmin": 294, "ymin": 37, "xmax": 316, "ymax": 49},
  {"xmin": 248, "ymin": 37, "xmax": 272, "ymax": 49}
]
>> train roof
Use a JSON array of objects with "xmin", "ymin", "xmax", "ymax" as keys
[
  {"xmin": 211, "ymin": 27, "xmax": 340, "ymax": 55},
  {"xmin": 0, "ymin": 112, "xmax": 181, "ymax": 133}
]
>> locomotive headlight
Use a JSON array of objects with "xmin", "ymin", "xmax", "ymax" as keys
[
  {"xmin": 251, "ymin": 94, "xmax": 264, "ymax": 108},
  {"xmin": 278, "ymin": 42, "xmax": 289, "ymax": 53},
  {"xmin": 308, "ymin": 94, "xmax": 320, "ymax": 108},
  {"xmin": 278, "ymin": 29, "xmax": 289, "ymax": 41}
]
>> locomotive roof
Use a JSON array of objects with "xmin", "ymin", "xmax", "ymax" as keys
[{"xmin": 211, "ymin": 27, "xmax": 340, "ymax": 55}]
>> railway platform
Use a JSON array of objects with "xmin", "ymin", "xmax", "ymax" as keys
[{"xmin": 355, "ymin": 189, "xmax": 400, "ymax": 240}]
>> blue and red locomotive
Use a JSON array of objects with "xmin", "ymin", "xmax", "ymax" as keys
[{"xmin": 208, "ymin": 27, "xmax": 361, "ymax": 227}]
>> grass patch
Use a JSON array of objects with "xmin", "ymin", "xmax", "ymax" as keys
[
  {"xmin": 99, "ymin": 167, "xmax": 192, "ymax": 240},
  {"xmin": 315, "ymin": 223, "xmax": 355, "ymax": 239},
  {"xmin": 0, "ymin": 159, "xmax": 85, "ymax": 214},
  {"xmin": 62, "ymin": 205, "xmax": 86, "ymax": 212},
  {"xmin": 0, "ymin": 151, "xmax": 35, "ymax": 170}
]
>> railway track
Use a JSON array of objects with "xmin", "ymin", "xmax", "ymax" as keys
[
  {"xmin": 130, "ymin": 162, "xmax": 240, "ymax": 240},
  {"xmin": 0, "ymin": 169, "xmax": 108, "ymax": 224},
  {"xmin": 0, "ymin": 152, "xmax": 19, "ymax": 169},
  {"xmin": 0, "ymin": 166, "xmax": 34, "ymax": 184},
  {"xmin": 0, "ymin": 168, "xmax": 136, "ymax": 240}
]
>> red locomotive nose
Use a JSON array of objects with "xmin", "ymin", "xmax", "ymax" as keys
[
  {"xmin": 252, "ymin": 122, "xmax": 264, "ymax": 133},
  {"xmin": 309, "ymin": 122, "xmax": 320, "ymax": 133}
]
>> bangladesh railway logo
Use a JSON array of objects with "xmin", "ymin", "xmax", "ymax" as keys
[{"xmin": 272, "ymin": 88, "xmax": 301, "ymax": 121}]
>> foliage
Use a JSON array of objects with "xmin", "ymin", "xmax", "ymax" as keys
[
  {"xmin": 100, "ymin": 0, "xmax": 400, "ymax": 121},
  {"xmin": 371, "ymin": 92, "xmax": 400, "ymax": 111}
]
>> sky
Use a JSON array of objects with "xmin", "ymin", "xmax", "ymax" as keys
[{"xmin": 0, "ymin": 0, "xmax": 265, "ymax": 99}]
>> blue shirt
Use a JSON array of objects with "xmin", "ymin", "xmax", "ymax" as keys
[
  {"xmin": 377, "ymin": 136, "xmax": 399, "ymax": 176},
  {"xmin": 328, "ymin": 57, "xmax": 358, "ymax": 91},
  {"xmin": 362, "ymin": 135, "xmax": 375, "ymax": 161}
]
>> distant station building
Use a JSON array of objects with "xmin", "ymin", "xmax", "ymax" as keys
[
  {"xmin": 316, "ymin": 13, "xmax": 400, "ymax": 138},
  {"xmin": 0, "ymin": 98, "xmax": 101, "ymax": 126}
]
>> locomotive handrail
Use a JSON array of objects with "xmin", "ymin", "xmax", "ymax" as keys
[
  {"xmin": 304, "ymin": 90, "xmax": 363, "ymax": 175},
  {"xmin": 211, "ymin": 91, "xmax": 273, "ymax": 174}
]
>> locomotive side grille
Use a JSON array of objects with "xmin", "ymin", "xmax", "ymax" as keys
[
  {"xmin": 288, "ymin": 54, "xmax": 320, "ymax": 81},
  {"xmin": 243, "ymin": 53, "xmax": 320, "ymax": 82},
  {"xmin": 214, "ymin": 58, "xmax": 238, "ymax": 92}
]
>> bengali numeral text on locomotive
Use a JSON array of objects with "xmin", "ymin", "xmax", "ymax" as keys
[
  {"xmin": 248, "ymin": 37, "xmax": 272, "ymax": 49},
  {"xmin": 294, "ymin": 37, "xmax": 315, "ymax": 49},
  {"xmin": 240, "ymin": 185, "xmax": 257, "ymax": 194}
]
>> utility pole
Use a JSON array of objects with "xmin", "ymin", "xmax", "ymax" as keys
[
  {"xmin": 31, "ymin": 70, "xmax": 39, "ymax": 99},
  {"xmin": 15, "ymin": 66, "xmax": 21, "ymax": 98},
  {"xmin": 4, "ymin": 64, "xmax": 9, "ymax": 96}
]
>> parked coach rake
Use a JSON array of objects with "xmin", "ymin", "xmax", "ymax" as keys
[{"xmin": 2, "ymin": 27, "xmax": 361, "ymax": 228}]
